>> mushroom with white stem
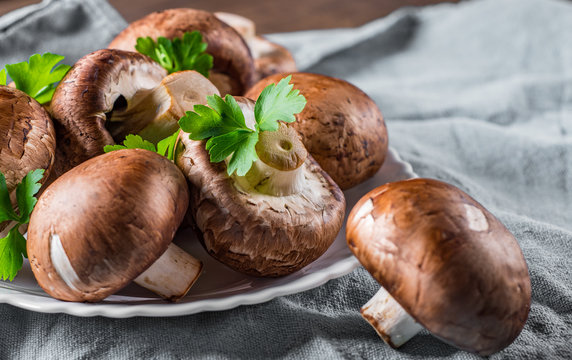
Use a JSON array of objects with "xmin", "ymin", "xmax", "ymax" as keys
[
  {"xmin": 108, "ymin": 8, "xmax": 256, "ymax": 96},
  {"xmin": 50, "ymin": 48, "xmax": 219, "ymax": 176},
  {"xmin": 346, "ymin": 178, "xmax": 532, "ymax": 355},
  {"xmin": 176, "ymin": 96, "xmax": 346, "ymax": 277},
  {"xmin": 246, "ymin": 72, "xmax": 388, "ymax": 190},
  {"xmin": 0, "ymin": 86, "xmax": 56, "ymax": 237},
  {"xmin": 27, "ymin": 149, "xmax": 202, "ymax": 302},
  {"xmin": 214, "ymin": 12, "xmax": 297, "ymax": 82}
]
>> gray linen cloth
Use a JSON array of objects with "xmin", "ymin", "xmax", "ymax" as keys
[{"xmin": 1, "ymin": 0, "xmax": 571, "ymax": 358}]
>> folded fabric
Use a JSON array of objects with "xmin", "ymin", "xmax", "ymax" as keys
[{"xmin": 1, "ymin": 0, "xmax": 571, "ymax": 358}]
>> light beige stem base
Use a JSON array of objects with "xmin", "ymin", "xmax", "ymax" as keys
[
  {"xmin": 361, "ymin": 286, "xmax": 423, "ymax": 348},
  {"xmin": 134, "ymin": 243, "xmax": 203, "ymax": 302}
]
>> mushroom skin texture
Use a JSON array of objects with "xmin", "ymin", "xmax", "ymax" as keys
[
  {"xmin": 346, "ymin": 178, "xmax": 531, "ymax": 355},
  {"xmin": 176, "ymin": 97, "xmax": 346, "ymax": 277},
  {"xmin": 27, "ymin": 149, "xmax": 195, "ymax": 302},
  {"xmin": 214, "ymin": 12, "xmax": 297, "ymax": 82},
  {"xmin": 108, "ymin": 8, "xmax": 256, "ymax": 96},
  {"xmin": 50, "ymin": 49, "xmax": 219, "ymax": 177},
  {"xmin": 245, "ymin": 73, "xmax": 388, "ymax": 190},
  {"xmin": 0, "ymin": 86, "xmax": 56, "ymax": 235}
]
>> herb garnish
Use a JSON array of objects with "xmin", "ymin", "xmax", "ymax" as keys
[
  {"xmin": 135, "ymin": 31, "xmax": 213, "ymax": 77},
  {"xmin": 104, "ymin": 131, "xmax": 180, "ymax": 161},
  {"xmin": 0, "ymin": 169, "xmax": 44, "ymax": 281},
  {"xmin": 178, "ymin": 76, "xmax": 306, "ymax": 176}
]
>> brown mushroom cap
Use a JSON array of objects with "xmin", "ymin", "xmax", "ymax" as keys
[
  {"xmin": 108, "ymin": 8, "xmax": 256, "ymax": 95},
  {"xmin": 0, "ymin": 86, "xmax": 56, "ymax": 233},
  {"xmin": 213, "ymin": 12, "xmax": 297, "ymax": 81},
  {"xmin": 245, "ymin": 72, "xmax": 388, "ymax": 190},
  {"xmin": 50, "ymin": 49, "xmax": 167, "ymax": 176},
  {"xmin": 176, "ymin": 98, "xmax": 345, "ymax": 277},
  {"xmin": 27, "ymin": 149, "xmax": 189, "ymax": 302},
  {"xmin": 346, "ymin": 178, "xmax": 531, "ymax": 355}
]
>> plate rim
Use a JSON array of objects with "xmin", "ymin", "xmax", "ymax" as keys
[{"xmin": 0, "ymin": 146, "xmax": 416, "ymax": 318}]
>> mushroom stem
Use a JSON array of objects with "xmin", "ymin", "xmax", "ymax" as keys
[
  {"xmin": 134, "ymin": 243, "xmax": 203, "ymax": 302},
  {"xmin": 361, "ymin": 286, "xmax": 423, "ymax": 348},
  {"xmin": 0, "ymin": 221, "xmax": 20, "ymax": 238}
]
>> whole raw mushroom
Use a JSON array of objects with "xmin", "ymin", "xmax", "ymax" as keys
[
  {"xmin": 176, "ymin": 97, "xmax": 346, "ymax": 277},
  {"xmin": 108, "ymin": 8, "xmax": 256, "ymax": 96},
  {"xmin": 50, "ymin": 49, "xmax": 219, "ymax": 176},
  {"xmin": 27, "ymin": 149, "xmax": 202, "ymax": 302},
  {"xmin": 0, "ymin": 86, "xmax": 56, "ymax": 236},
  {"xmin": 246, "ymin": 72, "xmax": 388, "ymax": 189},
  {"xmin": 346, "ymin": 178, "xmax": 531, "ymax": 355}
]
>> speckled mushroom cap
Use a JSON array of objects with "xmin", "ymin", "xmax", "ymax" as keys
[
  {"xmin": 346, "ymin": 178, "xmax": 531, "ymax": 355},
  {"xmin": 50, "ymin": 49, "xmax": 167, "ymax": 176},
  {"xmin": 245, "ymin": 72, "xmax": 388, "ymax": 190},
  {"xmin": 0, "ymin": 86, "xmax": 56, "ymax": 233},
  {"xmin": 108, "ymin": 8, "xmax": 256, "ymax": 95},
  {"xmin": 176, "ymin": 98, "xmax": 346, "ymax": 277},
  {"xmin": 27, "ymin": 149, "xmax": 189, "ymax": 302}
]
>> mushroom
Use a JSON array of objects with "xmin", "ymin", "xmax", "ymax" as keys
[
  {"xmin": 176, "ymin": 97, "xmax": 346, "ymax": 277},
  {"xmin": 214, "ymin": 12, "xmax": 297, "ymax": 82},
  {"xmin": 245, "ymin": 72, "xmax": 388, "ymax": 190},
  {"xmin": 108, "ymin": 8, "xmax": 256, "ymax": 96},
  {"xmin": 0, "ymin": 86, "xmax": 56, "ymax": 236},
  {"xmin": 27, "ymin": 149, "xmax": 202, "ymax": 302},
  {"xmin": 346, "ymin": 178, "xmax": 531, "ymax": 355},
  {"xmin": 50, "ymin": 48, "xmax": 219, "ymax": 176}
]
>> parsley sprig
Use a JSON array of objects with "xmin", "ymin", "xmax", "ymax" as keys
[
  {"xmin": 135, "ymin": 31, "xmax": 213, "ymax": 77},
  {"xmin": 179, "ymin": 76, "xmax": 306, "ymax": 176},
  {"xmin": 104, "ymin": 131, "xmax": 180, "ymax": 161},
  {"xmin": 1, "ymin": 53, "xmax": 71, "ymax": 104},
  {"xmin": 0, "ymin": 169, "xmax": 44, "ymax": 281}
]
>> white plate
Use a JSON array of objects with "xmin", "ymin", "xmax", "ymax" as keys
[{"xmin": 0, "ymin": 147, "xmax": 416, "ymax": 318}]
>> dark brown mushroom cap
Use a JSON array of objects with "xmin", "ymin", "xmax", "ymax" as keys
[
  {"xmin": 245, "ymin": 72, "xmax": 388, "ymax": 190},
  {"xmin": 176, "ymin": 120, "xmax": 345, "ymax": 277},
  {"xmin": 108, "ymin": 8, "xmax": 256, "ymax": 95},
  {"xmin": 0, "ymin": 86, "xmax": 56, "ymax": 232},
  {"xmin": 346, "ymin": 178, "xmax": 531, "ymax": 355},
  {"xmin": 50, "ymin": 49, "xmax": 167, "ymax": 176},
  {"xmin": 27, "ymin": 149, "xmax": 189, "ymax": 302}
]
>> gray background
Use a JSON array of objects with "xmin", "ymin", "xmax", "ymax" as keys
[{"xmin": 1, "ymin": 0, "xmax": 571, "ymax": 358}]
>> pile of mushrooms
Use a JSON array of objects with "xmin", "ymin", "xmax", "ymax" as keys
[
  {"xmin": 346, "ymin": 178, "xmax": 531, "ymax": 354},
  {"xmin": 0, "ymin": 86, "xmax": 56, "ymax": 237}
]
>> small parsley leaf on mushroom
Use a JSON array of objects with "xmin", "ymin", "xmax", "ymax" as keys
[
  {"xmin": 4, "ymin": 53, "xmax": 71, "ymax": 104},
  {"xmin": 104, "ymin": 131, "xmax": 180, "ymax": 161},
  {"xmin": 135, "ymin": 31, "xmax": 213, "ymax": 77},
  {"xmin": 0, "ymin": 169, "xmax": 44, "ymax": 281},
  {"xmin": 0, "ymin": 69, "xmax": 6, "ymax": 86},
  {"xmin": 179, "ymin": 76, "xmax": 306, "ymax": 176}
]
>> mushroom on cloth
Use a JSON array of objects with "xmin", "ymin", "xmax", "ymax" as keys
[
  {"xmin": 50, "ymin": 49, "xmax": 219, "ymax": 176},
  {"xmin": 346, "ymin": 178, "xmax": 531, "ymax": 355},
  {"xmin": 214, "ymin": 12, "xmax": 297, "ymax": 82},
  {"xmin": 0, "ymin": 86, "xmax": 56, "ymax": 237},
  {"xmin": 176, "ymin": 77, "xmax": 345, "ymax": 277},
  {"xmin": 27, "ymin": 149, "xmax": 202, "ymax": 302},
  {"xmin": 108, "ymin": 8, "xmax": 256, "ymax": 96},
  {"xmin": 245, "ymin": 72, "xmax": 388, "ymax": 190}
]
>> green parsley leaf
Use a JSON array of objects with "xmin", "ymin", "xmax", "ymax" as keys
[
  {"xmin": 0, "ymin": 69, "xmax": 6, "ymax": 86},
  {"xmin": 15, "ymin": 169, "xmax": 45, "ymax": 224},
  {"xmin": 179, "ymin": 76, "xmax": 307, "ymax": 176},
  {"xmin": 254, "ymin": 75, "xmax": 307, "ymax": 132},
  {"xmin": 104, "ymin": 134, "xmax": 156, "ymax": 153},
  {"xmin": 0, "ymin": 172, "xmax": 19, "ymax": 223},
  {"xmin": 0, "ymin": 169, "xmax": 44, "ymax": 281},
  {"xmin": 156, "ymin": 130, "xmax": 180, "ymax": 161},
  {"xmin": 5, "ymin": 53, "xmax": 71, "ymax": 104},
  {"xmin": 136, "ymin": 31, "xmax": 213, "ymax": 77},
  {"xmin": 0, "ymin": 225, "xmax": 27, "ymax": 281}
]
